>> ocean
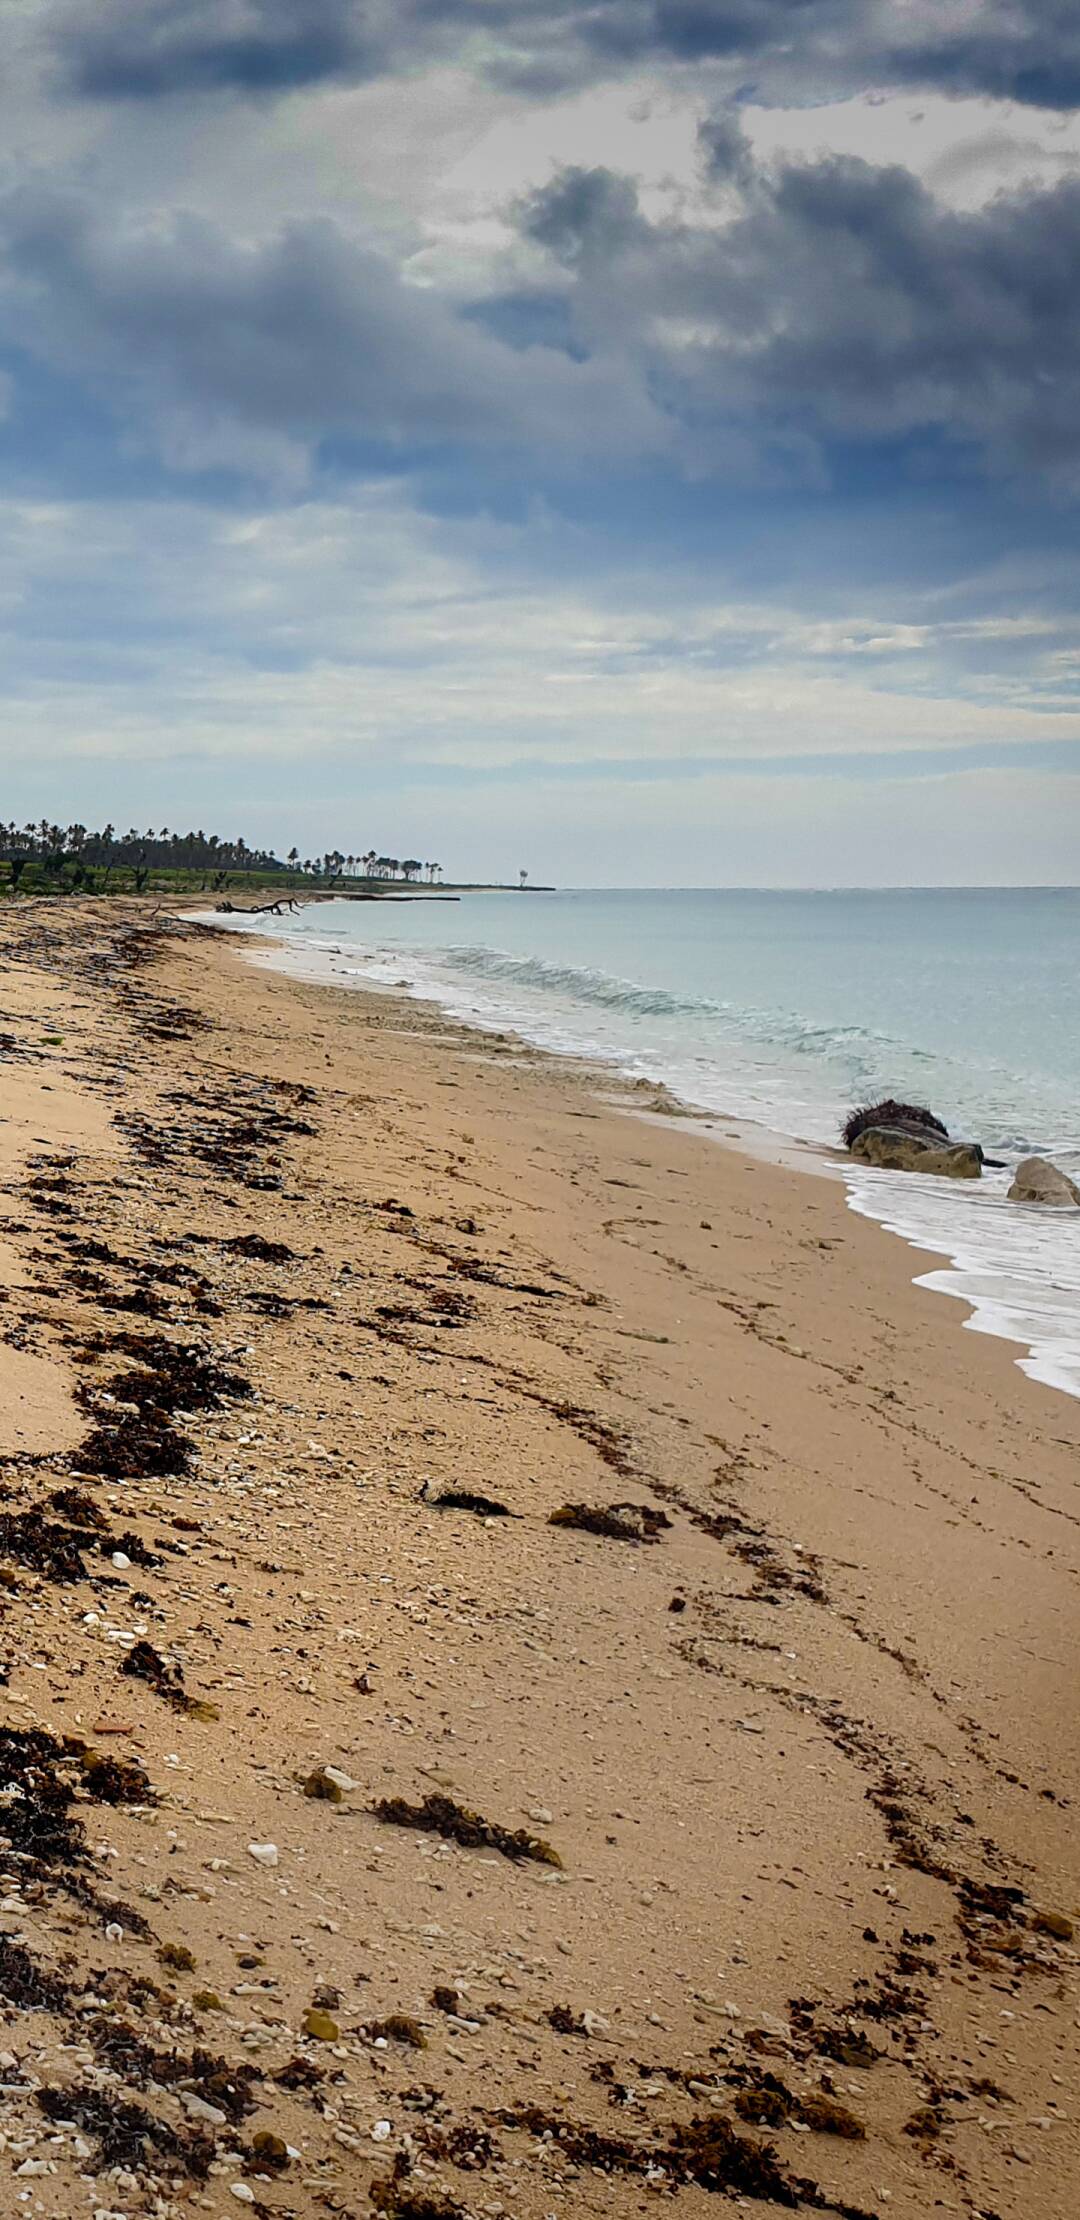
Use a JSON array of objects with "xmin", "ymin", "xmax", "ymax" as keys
[{"xmin": 208, "ymin": 886, "xmax": 1080, "ymax": 1399}]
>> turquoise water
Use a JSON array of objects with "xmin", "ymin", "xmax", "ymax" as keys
[{"xmin": 211, "ymin": 887, "xmax": 1080, "ymax": 1396}]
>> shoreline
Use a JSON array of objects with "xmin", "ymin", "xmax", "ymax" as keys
[
  {"xmin": 0, "ymin": 897, "xmax": 1075, "ymax": 2220},
  {"xmin": 196, "ymin": 904, "xmax": 1080, "ymax": 1403}
]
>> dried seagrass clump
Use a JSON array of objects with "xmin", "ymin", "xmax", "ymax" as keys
[
  {"xmin": 373, "ymin": 1791, "xmax": 562, "ymax": 1867},
  {"xmin": 424, "ymin": 1487, "xmax": 514, "ymax": 1518},
  {"xmin": 841, "ymin": 1100, "xmax": 948, "ymax": 1151}
]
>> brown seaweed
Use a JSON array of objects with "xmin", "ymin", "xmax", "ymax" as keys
[
  {"xmin": 373, "ymin": 1790, "xmax": 562, "ymax": 1867},
  {"xmin": 37, "ymin": 2084, "xmax": 214, "ymax": 2178},
  {"xmin": 423, "ymin": 1486, "xmax": 514, "ymax": 1518}
]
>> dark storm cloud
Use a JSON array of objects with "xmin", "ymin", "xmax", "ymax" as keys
[
  {"xmin": 698, "ymin": 105, "xmax": 756, "ymax": 188},
  {"xmin": 519, "ymin": 136, "xmax": 1080, "ymax": 482},
  {"xmin": 519, "ymin": 166, "xmax": 648, "ymax": 267},
  {"xmin": 52, "ymin": 0, "xmax": 1080, "ymax": 111},
  {"xmin": 3, "ymin": 123, "xmax": 1077, "ymax": 499},
  {"xmin": 0, "ymin": 184, "xmax": 662, "ymax": 473},
  {"xmin": 60, "ymin": 0, "xmax": 369, "ymax": 99}
]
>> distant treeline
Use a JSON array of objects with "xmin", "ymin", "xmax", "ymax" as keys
[{"xmin": 0, "ymin": 822, "xmax": 444, "ymax": 895}]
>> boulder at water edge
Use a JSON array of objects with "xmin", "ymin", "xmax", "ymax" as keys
[
  {"xmin": 850, "ymin": 1127, "xmax": 982, "ymax": 1179},
  {"xmin": 1007, "ymin": 1157, "xmax": 1080, "ymax": 1207}
]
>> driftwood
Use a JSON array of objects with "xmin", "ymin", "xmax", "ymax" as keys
[{"xmin": 215, "ymin": 898, "xmax": 300, "ymax": 916}]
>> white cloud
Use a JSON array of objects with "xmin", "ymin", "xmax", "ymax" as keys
[{"xmin": 0, "ymin": 490, "xmax": 1076, "ymax": 793}]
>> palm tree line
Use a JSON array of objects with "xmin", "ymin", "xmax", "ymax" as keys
[{"xmin": 0, "ymin": 822, "xmax": 443, "ymax": 893}]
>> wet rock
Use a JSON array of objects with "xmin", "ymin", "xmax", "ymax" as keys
[
  {"xmin": 850, "ymin": 1128, "xmax": 981, "ymax": 1178},
  {"xmin": 1008, "ymin": 1158, "xmax": 1080, "ymax": 1207}
]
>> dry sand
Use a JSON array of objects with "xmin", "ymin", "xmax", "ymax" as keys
[{"xmin": 0, "ymin": 898, "xmax": 1076, "ymax": 2220}]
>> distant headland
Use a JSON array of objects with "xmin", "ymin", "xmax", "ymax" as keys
[{"xmin": 0, "ymin": 823, "xmax": 552, "ymax": 900}]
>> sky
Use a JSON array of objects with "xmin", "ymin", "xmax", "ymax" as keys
[{"xmin": 1, "ymin": 2, "xmax": 1079, "ymax": 885}]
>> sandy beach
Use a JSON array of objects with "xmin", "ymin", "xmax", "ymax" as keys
[{"xmin": 0, "ymin": 897, "xmax": 1075, "ymax": 2220}]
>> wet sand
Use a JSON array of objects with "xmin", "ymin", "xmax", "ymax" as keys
[{"xmin": 0, "ymin": 898, "xmax": 1076, "ymax": 2220}]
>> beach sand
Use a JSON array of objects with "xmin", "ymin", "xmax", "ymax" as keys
[{"xmin": 0, "ymin": 898, "xmax": 1076, "ymax": 2220}]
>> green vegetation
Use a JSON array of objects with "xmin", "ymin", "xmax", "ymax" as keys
[{"xmin": 0, "ymin": 822, "xmax": 446, "ymax": 900}]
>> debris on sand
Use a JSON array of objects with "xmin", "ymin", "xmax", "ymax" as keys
[
  {"xmin": 0, "ymin": 1506, "xmax": 156, "ymax": 1584},
  {"xmin": 366, "ymin": 2014, "xmax": 427, "ymax": 2049},
  {"xmin": 0, "ymin": 1510, "xmax": 92, "ymax": 1582},
  {"xmin": 373, "ymin": 1790, "xmax": 562, "ymax": 1867},
  {"xmin": 250, "ymin": 2129, "xmax": 291, "ymax": 2170},
  {"xmin": 0, "ymin": 1725, "xmax": 94, "ymax": 1866},
  {"xmin": 733, "ymin": 2086, "xmax": 862, "ymax": 2140},
  {"xmin": 121, "ymin": 1636, "xmax": 219, "ymax": 1719},
  {"xmin": 159, "ymin": 1941, "xmax": 198, "ymax": 1973},
  {"xmin": 0, "ymin": 1936, "xmax": 72, "ymax": 2010},
  {"xmin": 220, "ymin": 1232, "xmax": 297, "ymax": 1263},
  {"xmin": 370, "ymin": 2182, "xmax": 466, "ymax": 2220},
  {"xmin": 49, "ymin": 1484, "xmax": 108, "ymax": 1526},
  {"xmin": 303, "ymin": 1763, "xmax": 358, "ymax": 1801},
  {"xmin": 546, "ymin": 2003, "xmax": 608, "ymax": 2037},
  {"xmin": 549, "ymin": 1500, "xmax": 671, "ymax": 1543},
  {"xmin": 500, "ymin": 2104, "xmax": 876, "ymax": 2214},
  {"xmin": 37, "ymin": 2084, "xmax": 214, "ymax": 2177},
  {"xmin": 1031, "ymin": 1907, "xmax": 1074, "ymax": 1941},
  {"xmin": 72, "ymin": 1746, "xmax": 154, "ymax": 1805},
  {"xmin": 421, "ymin": 1484, "xmax": 515, "ymax": 1517}
]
